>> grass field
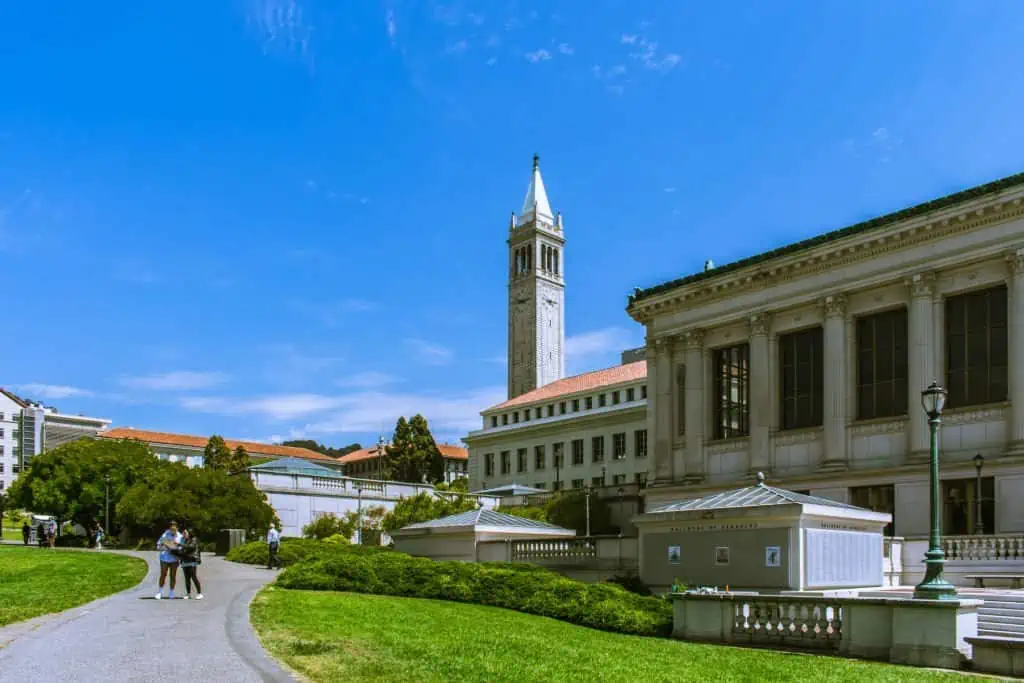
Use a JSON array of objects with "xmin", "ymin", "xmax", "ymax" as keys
[
  {"xmin": 251, "ymin": 588, "xmax": 970, "ymax": 682},
  {"xmin": 0, "ymin": 547, "xmax": 148, "ymax": 627}
]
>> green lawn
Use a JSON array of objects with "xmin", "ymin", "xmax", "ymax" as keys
[
  {"xmin": 251, "ymin": 588, "xmax": 971, "ymax": 682},
  {"xmin": 0, "ymin": 547, "xmax": 148, "ymax": 626}
]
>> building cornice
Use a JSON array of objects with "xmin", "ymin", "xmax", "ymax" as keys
[
  {"xmin": 627, "ymin": 181, "xmax": 1024, "ymax": 324},
  {"xmin": 465, "ymin": 403, "xmax": 647, "ymax": 446}
]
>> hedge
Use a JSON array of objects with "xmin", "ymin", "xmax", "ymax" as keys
[
  {"xmin": 225, "ymin": 538, "xmax": 388, "ymax": 567},
  {"xmin": 275, "ymin": 550, "xmax": 672, "ymax": 637}
]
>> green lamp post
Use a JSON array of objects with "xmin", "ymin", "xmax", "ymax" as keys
[{"xmin": 913, "ymin": 381, "xmax": 958, "ymax": 600}]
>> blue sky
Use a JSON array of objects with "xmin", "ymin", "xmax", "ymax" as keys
[{"xmin": 3, "ymin": 2, "xmax": 1024, "ymax": 447}]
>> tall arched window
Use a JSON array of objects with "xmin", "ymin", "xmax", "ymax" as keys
[{"xmin": 553, "ymin": 248, "xmax": 560, "ymax": 275}]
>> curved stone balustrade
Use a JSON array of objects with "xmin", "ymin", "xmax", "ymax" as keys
[{"xmin": 732, "ymin": 598, "xmax": 842, "ymax": 650}]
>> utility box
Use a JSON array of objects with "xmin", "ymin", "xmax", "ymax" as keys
[
  {"xmin": 216, "ymin": 528, "xmax": 248, "ymax": 555},
  {"xmin": 634, "ymin": 473, "xmax": 891, "ymax": 594}
]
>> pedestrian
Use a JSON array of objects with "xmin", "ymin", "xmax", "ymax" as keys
[
  {"xmin": 155, "ymin": 520, "xmax": 183, "ymax": 600},
  {"xmin": 37, "ymin": 522, "xmax": 46, "ymax": 548},
  {"xmin": 266, "ymin": 523, "xmax": 281, "ymax": 569},
  {"xmin": 21, "ymin": 521, "xmax": 30, "ymax": 546},
  {"xmin": 95, "ymin": 524, "xmax": 105, "ymax": 550},
  {"xmin": 179, "ymin": 528, "xmax": 204, "ymax": 600},
  {"xmin": 47, "ymin": 519, "xmax": 57, "ymax": 549}
]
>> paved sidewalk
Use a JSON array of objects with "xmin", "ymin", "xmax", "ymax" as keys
[{"xmin": 0, "ymin": 551, "xmax": 295, "ymax": 682}]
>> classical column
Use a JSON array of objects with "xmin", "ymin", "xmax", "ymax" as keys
[
  {"xmin": 651, "ymin": 337, "xmax": 675, "ymax": 484},
  {"xmin": 1008, "ymin": 248, "xmax": 1024, "ymax": 455},
  {"xmin": 820, "ymin": 294, "xmax": 849, "ymax": 471},
  {"xmin": 683, "ymin": 329, "xmax": 706, "ymax": 483},
  {"xmin": 907, "ymin": 272, "xmax": 937, "ymax": 463},
  {"xmin": 748, "ymin": 313, "xmax": 772, "ymax": 474}
]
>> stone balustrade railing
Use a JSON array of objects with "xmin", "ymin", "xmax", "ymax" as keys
[
  {"xmin": 511, "ymin": 539, "xmax": 597, "ymax": 562},
  {"xmin": 732, "ymin": 596, "xmax": 842, "ymax": 651},
  {"xmin": 943, "ymin": 534, "xmax": 1024, "ymax": 561}
]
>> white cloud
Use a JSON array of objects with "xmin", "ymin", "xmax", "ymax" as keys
[
  {"xmin": 445, "ymin": 40, "xmax": 468, "ymax": 55},
  {"xmin": 336, "ymin": 372, "xmax": 401, "ymax": 389},
  {"xmin": 245, "ymin": 0, "xmax": 313, "ymax": 60},
  {"xmin": 120, "ymin": 371, "xmax": 230, "ymax": 391},
  {"xmin": 13, "ymin": 383, "xmax": 94, "ymax": 400},
  {"xmin": 405, "ymin": 338, "xmax": 454, "ymax": 365},
  {"xmin": 181, "ymin": 393, "xmax": 346, "ymax": 421},
  {"xmin": 620, "ymin": 34, "xmax": 639, "ymax": 45},
  {"xmin": 556, "ymin": 42, "xmax": 574, "ymax": 55},
  {"xmin": 259, "ymin": 344, "xmax": 345, "ymax": 385},
  {"xmin": 566, "ymin": 327, "xmax": 639, "ymax": 360},
  {"xmin": 291, "ymin": 298, "xmax": 376, "ymax": 327},
  {"xmin": 385, "ymin": 9, "xmax": 397, "ymax": 47},
  {"xmin": 182, "ymin": 386, "xmax": 506, "ymax": 436},
  {"xmin": 525, "ymin": 49, "xmax": 551, "ymax": 63}
]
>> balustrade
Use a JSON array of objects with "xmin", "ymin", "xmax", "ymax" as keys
[
  {"xmin": 732, "ymin": 597, "xmax": 842, "ymax": 650},
  {"xmin": 942, "ymin": 535, "xmax": 1024, "ymax": 561},
  {"xmin": 511, "ymin": 539, "xmax": 597, "ymax": 562}
]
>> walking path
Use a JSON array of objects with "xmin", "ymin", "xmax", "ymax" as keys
[{"xmin": 0, "ymin": 550, "xmax": 295, "ymax": 682}]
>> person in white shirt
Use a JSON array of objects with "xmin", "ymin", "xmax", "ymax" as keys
[
  {"xmin": 266, "ymin": 524, "xmax": 281, "ymax": 570},
  {"xmin": 155, "ymin": 520, "xmax": 184, "ymax": 599}
]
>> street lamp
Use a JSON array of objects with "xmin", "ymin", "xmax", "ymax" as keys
[
  {"xmin": 103, "ymin": 473, "xmax": 111, "ymax": 535},
  {"xmin": 584, "ymin": 485, "xmax": 592, "ymax": 538},
  {"xmin": 356, "ymin": 483, "xmax": 364, "ymax": 548},
  {"xmin": 973, "ymin": 454, "xmax": 985, "ymax": 536},
  {"xmin": 913, "ymin": 381, "xmax": 957, "ymax": 600},
  {"xmin": 617, "ymin": 487, "xmax": 625, "ymax": 537}
]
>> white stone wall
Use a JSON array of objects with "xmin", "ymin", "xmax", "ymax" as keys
[
  {"xmin": 466, "ymin": 404, "xmax": 649, "ymax": 492},
  {"xmin": 0, "ymin": 395, "xmax": 20, "ymax": 492}
]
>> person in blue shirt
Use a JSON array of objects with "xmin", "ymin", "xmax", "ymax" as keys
[{"xmin": 155, "ymin": 520, "xmax": 183, "ymax": 600}]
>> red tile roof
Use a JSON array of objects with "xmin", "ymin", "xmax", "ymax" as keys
[
  {"xmin": 486, "ymin": 360, "xmax": 647, "ymax": 412},
  {"xmin": 97, "ymin": 428, "xmax": 333, "ymax": 461},
  {"xmin": 338, "ymin": 443, "xmax": 468, "ymax": 464}
]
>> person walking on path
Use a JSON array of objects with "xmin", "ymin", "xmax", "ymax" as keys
[
  {"xmin": 95, "ymin": 524, "xmax": 105, "ymax": 550},
  {"xmin": 155, "ymin": 520, "xmax": 183, "ymax": 599},
  {"xmin": 21, "ymin": 522, "xmax": 29, "ymax": 545},
  {"xmin": 46, "ymin": 519, "xmax": 57, "ymax": 549},
  {"xmin": 179, "ymin": 528, "xmax": 204, "ymax": 600},
  {"xmin": 266, "ymin": 524, "xmax": 281, "ymax": 570}
]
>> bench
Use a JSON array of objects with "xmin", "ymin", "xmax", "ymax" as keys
[{"xmin": 964, "ymin": 574, "xmax": 1024, "ymax": 589}]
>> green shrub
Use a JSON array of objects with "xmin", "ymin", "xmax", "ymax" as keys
[
  {"xmin": 225, "ymin": 538, "xmax": 387, "ymax": 567},
  {"xmin": 606, "ymin": 573, "xmax": 654, "ymax": 596},
  {"xmin": 274, "ymin": 551, "xmax": 671, "ymax": 638}
]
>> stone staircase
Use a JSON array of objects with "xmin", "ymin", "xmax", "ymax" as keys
[{"xmin": 977, "ymin": 593, "xmax": 1024, "ymax": 639}]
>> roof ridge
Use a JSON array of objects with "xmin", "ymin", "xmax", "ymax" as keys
[{"xmin": 629, "ymin": 170, "xmax": 1024, "ymax": 305}]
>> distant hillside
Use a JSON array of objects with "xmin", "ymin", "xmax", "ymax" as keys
[{"xmin": 281, "ymin": 440, "xmax": 362, "ymax": 459}]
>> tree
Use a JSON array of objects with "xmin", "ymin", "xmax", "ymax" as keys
[
  {"xmin": 383, "ymin": 414, "xmax": 444, "ymax": 484},
  {"xmin": 230, "ymin": 445, "xmax": 251, "ymax": 473},
  {"xmin": 502, "ymin": 505, "xmax": 549, "ymax": 522},
  {"xmin": 436, "ymin": 478, "xmax": 469, "ymax": 492},
  {"xmin": 282, "ymin": 440, "xmax": 362, "ymax": 458},
  {"xmin": 381, "ymin": 492, "xmax": 478, "ymax": 534},
  {"xmin": 544, "ymin": 490, "xmax": 613, "ymax": 536},
  {"xmin": 303, "ymin": 513, "xmax": 357, "ymax": 540},
  {"xmin": 6, "ymin": 438, "xmax": 160, "ymax": 532},
  {"xmin": 117, "ymin": 463, "xmax": 275, "ymax": 539},
  {"xmin": 204, "ymin": 435, "xmax": 233, "ymax": 471},
  {"xmin": 0, "ymin": 491, "xmax": 7, "ymax": 524}
]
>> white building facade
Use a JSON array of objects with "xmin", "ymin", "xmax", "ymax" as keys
[
  {"xmin": 0, "ymin": 388, "xmax": 111, "ymax": 491},
  {"xmin": 466, "ymin": 362, "xmax": 650, "ymax": 492},
  {"xmin": 626, "ymin": 171, "xmax": 1024, "ymax": 539}
]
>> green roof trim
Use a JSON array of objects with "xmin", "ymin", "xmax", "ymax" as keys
[{"xmin": 628, "ymin": 170, "xmax": 1024, "ymax": 307}]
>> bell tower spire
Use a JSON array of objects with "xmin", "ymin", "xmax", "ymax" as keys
[{"xmin": 507, "ymin": 154, "xmax": 566, "ymax": 399}]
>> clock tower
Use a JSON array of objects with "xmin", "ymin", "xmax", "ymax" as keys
[{"xmin": 507, "ymin": 155, "xmax": 566, "ymax": 399}]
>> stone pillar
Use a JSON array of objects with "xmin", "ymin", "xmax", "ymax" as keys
[
  {"xmin": 821, "ymin": 294, "xmax": 849, "ymax": 471},
  {"xmin": 683, "ymin": 329, "xmax": 706, "ymax": 483},
  {"xmin": 748, "ymin": 313, "xmax": 772, "ymax": 474},
  {"xmin": 1008, "ymin": 248, "xmax": 1024, "ymax": 456},
  {"xmin": 651, "ymin": 337, "xmax": 675, "ymax": 484},
  {"xmin": 907, "ymin": 272, "xmax": 937, "ymax": 463}
]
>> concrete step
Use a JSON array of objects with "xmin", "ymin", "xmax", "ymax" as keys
[
  {"xmin": 980, "ymin": 608, "xmax": 1024, "ymax": 619},
  {"xmin": 980, "ymin": 614, "xmax": 1024, "ymax": 625},
  {"xmin": 979, "ymin": 627, "xmax": 1024, "ymax": 638}
]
